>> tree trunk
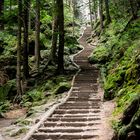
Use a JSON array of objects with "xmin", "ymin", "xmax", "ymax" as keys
[
  {"xmin": 28, "ymin": 1, "xmax": 31, "ymax": 31},
  {"xmin": 72, "ymin": 0, "xmax": 75, "ymax": 36},
  {"xmin": 89, "ymin": 0, "xmax": 93, "ymax": 28},
  {"xmin": 105, "ymin": 0, "xmax": 111, "ymax": 24},
  {"xmin": 99, "ymin": 0, "xmax": 103, "ymax": 31},
  {"xmin": 0, "ymin": 0, "xmax": 4, "ymax": 30},
  {"xmin": 130, "ymin": 0, "xmax": 137, "ymax": 19},
  {"xmin": 50, "ymin": 0, "xmax": 59, "ymax": 63},
  {"xmin": 93, "ymin": 0, "xmax": 97, "ymax": 23},
  {"xmin": 17, "ymin": 0, "xmax": 23, "ymax": 98},
  {"xmin": 35, "ymin": 0, "xmax": 40, "ymax": 71},
  {"xmin": 23, "ymin": 0, "xmax": 29, "ymax": 80},
  {"xmin": 57, "ymin": 0, "xmax": 64, "ymax": 74}
]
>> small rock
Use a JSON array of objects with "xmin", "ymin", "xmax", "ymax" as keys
[{"xmin": 35, "ymin": 119, "xmax": 40, "ymax": 124}]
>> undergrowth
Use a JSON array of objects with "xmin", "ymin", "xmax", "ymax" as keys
[{"xmin": 89, "ymin": 17, "xmax": 140, "ymax": 138}]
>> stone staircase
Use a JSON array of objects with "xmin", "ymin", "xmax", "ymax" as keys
[{"xmin": 30, "ymin": 27, "xmax": 102, "ymax": 140}]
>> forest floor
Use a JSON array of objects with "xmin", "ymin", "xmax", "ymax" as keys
[
  {"xmin": 0, "ymin": 93, "xmax": 69, "ymax": 140},
  {"xmin": 0, "ymin": 26, "xmax": 115, "ymax": 140}
]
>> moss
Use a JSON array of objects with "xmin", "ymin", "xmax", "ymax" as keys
[
  {"xmin": 10, "ymin": 128, "xmax": 28, "ymax": 137},
  {"xmin": 53, "ymin": 82, "xmax": 71, "ymax": 95},
  {"xmin": 89, "ymin": 45, "xmax": 110, "ymax": 64},
  {"xmin": 14, "ymin": 118, "xmax": 32, "ymax": 126}
]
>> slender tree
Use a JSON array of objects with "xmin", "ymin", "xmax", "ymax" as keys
[
  {"xmin": 99, "ymin": 0, "xmax": 103, "ymax": 31},
  {"xmin": 28, "ymin": 1, "xmax": 31, "ymax": 31},
  {"xmin": 89, "ymin": 0, "xmax": 93, "ymax": 28},
  {"xmin": 105, "ymin": 0, "xmax": 111, "ymax": 24},
  {"xmin": 57, "ymin": 0, "xmax": 65, "ymax": 73},
  {"xmin": 0, "ymin": 0, "xmax": 4, "ymax": 30},
  {"xmin": 71, "ymin": 0, "xmax": 75, "ymax": 36},
  {"xmin": 50, "ymin": 0, "xmax": 59, "ymax": 63},
  {"xmin": 23, "ymin": 0, "xmax": 30, "ymax": 79},
  {"xmin": 93, "ymin": 0, "xmax": 97, "ymax": 23},
  {"xmin": 35, "ymin": 0, "xmax": 40, "ymax": 71},
  {"xmin": 17, "ymin": 0, "xmax": 23, "ymax": 98}
]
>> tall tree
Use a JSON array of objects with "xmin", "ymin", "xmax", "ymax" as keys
[
  {"xmin": 0, "ymin": 0, "xmax": 4, "ymax": 30},
  {"xmin": 89, "ymin": 0, "xmax": 93, "ymax": 28},
  {"xmin": 35, "ymin": 0, "xmax": 40, "ymax": 71},
  {"xmin": 99, "ymin": 0, "xmax": 103, "ymax": 31},
  {"xmin": 23, "ymin": 0, "xmax": 30, "ymax": 79},
  {"xmin": 17, "ymin": 0, "xmax": 23, "ymax": 97},
  {"xmin": 57, "ymin": 0, "xmax": 65, "ymax": 73},
  {"xmin": 50, "ymin": 0, "xmax": 59, "ymax": 63},
  {"xmin": 71, "ymin": 0, "xmax": 75, "ymax": 36},
  {"xmin": 93, "ymin": 0, "xmax": 97, "ymax": 23},
  {"xmin": 105, "ymin": 0, "xmax": 111, "ymax": 24},
  {"xmin": 28, "ymin": 1, "xmax": 31, "ymax": 31}
]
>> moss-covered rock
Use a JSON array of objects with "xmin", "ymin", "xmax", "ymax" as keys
[
  {"xmin": 53, "ymin": 82, "xmax": 70, "ymax": 95},
  {"xmin": 89, "ymin": 45, "xmax": 110, "ymax": 64}
]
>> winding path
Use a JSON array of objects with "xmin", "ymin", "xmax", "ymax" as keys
[{"xmin": 29, "ymin": 27, "xmax": 103, "ymax": 140}]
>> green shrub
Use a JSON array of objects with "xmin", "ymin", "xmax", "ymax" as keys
[
  {"xmin": 0, "ymin": 79, "xmax": 16, "ymax": 102},
  {"xmin": 22, "ymin": 89, "xmax": 45, "ymax": 103},
  {"xmin": 0, "ymin": 32, "xmax": 16, "ymax": 56},
  {"xmin": 0, "ymin": 101, "xmax": 11, "ymax": 115}
]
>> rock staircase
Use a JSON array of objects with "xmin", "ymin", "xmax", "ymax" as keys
[{"xmin": 29, "ymin": 27, "xmax": 102, "ymax": 140}]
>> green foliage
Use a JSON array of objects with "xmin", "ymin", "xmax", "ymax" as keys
[
  {"xmin": 41, "ymin": 10, "xmax": 52, "ymax": 25},
  {"xmin": 0, "ymin": 101, "xmax": 11, "ymax": 115},
  {"xmin": 21, "ymin": 75, "xmax": 71, "ymax": 107},
  {"xmin": 10, "ymin": 128, "xmax": 28, "ymax": 137},
  {"xmin": 112, "ymin": 120, "xmax": 122, "ymax": 132},
  {"xmin": 0, "ymin": 79, "xmax": 16, "ymax": 102},
  {"xmin": 22, "ymin": 89, "xmax": 45, "ymax": 103},
  {"xmin": 64, "ymin": 5, "xmax": 73, "ymax": 25},
  {"xmin": 0, "ymin": 32, "xmax": 16, "ymax": 56}
]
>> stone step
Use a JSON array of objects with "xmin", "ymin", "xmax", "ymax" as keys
[
  {"xmin": 43, "ymin": 122, "xmax": 100, "ymax": 127},
  {"xmin": 46, "ymin": 117, "xmax": 100, "ymax": 122},
  {"xmin": 64, "ymin": 101, "xmax": 101, "ymax": 106},
  {"xmin": 53, "ymin": 109, "xmax": 101, "ymax": 114},
  {"xmin": 67, "ymin": 98, "xmax": 101, "ymax": 102},
  {"xmin": 29, "ymin": 28, "xmax": 103, "ymax": 140},
  {"xmin": 58, "ymin": 105, "xmax": 100, "ymax": 109},
  {"xmin": 75, "ymin": 77, "xmax": 97, "ymax": 81},
  {"xmin": 51, "ymin": 114, "xmax": 99, "ymax": 118},
  {"xmin": 31, "ymin": 133, "xmax": 99, "ymax": 140},
  {"xmin": 38, "ymin": 127, "xmax": 98, "ymax": 133},
  {"xmin": 72, "ymin": 89, "xmax": 98, "ymax": 93}
]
